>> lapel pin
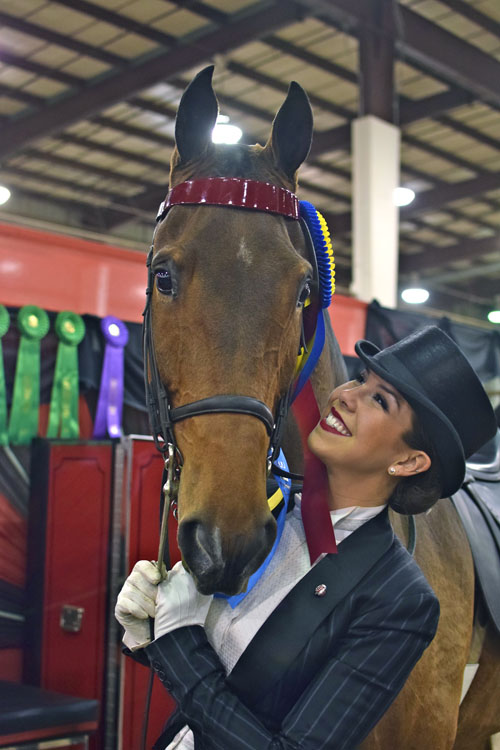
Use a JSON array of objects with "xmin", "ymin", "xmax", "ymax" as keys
[{"xmin": 314, "ymin": 584, "xmax": 327, "ymax": 597}]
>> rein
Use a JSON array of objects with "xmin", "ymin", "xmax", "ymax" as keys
[{"xmin": 143, "ymin": 177, "xmax": 334, "ymax": 571}]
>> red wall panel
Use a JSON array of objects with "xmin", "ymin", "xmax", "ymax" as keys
[
  {"xmin": 328, "ymin": 294, "xmax": 368, "ymax": 356},
  {"xmin": 0, "ymin": 223, "xmax": 145, "ymax": 323}
]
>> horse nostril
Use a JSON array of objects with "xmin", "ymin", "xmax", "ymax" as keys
[
  {"xmin": 178, "ymin": 519, "xmax": 221, "ymax": 576},
  {"xmin": 177, "ymin": 514, "xmax": 278, "ymax": 594}
]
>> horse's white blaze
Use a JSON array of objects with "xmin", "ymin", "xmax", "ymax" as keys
[{"xmin": 237, "ymin": 238, "xmax": 252, "ymax": 266}]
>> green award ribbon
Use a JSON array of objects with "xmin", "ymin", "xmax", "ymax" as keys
[
  {"xmin": 47, "ymin": 311, "xmax": 85, "ymax": 439},
  {"xmin": 8, "ymin": 305, "xmax": 49, "ymax": 445},
  {"xmin": 0, "ymin": 306, "xmax": 10, "ymax": 446}
]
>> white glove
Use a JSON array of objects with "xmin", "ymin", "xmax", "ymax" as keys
[
  {"xmin": 155, "ymin": 561, "xmax": 212, "ymax": 639},
  {"xmin": 115, "ymin": 560, "xmax": 161, "ymax": 651}
]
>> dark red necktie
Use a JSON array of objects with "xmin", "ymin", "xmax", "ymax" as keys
[{"xmin": 292, "ymin": 380, "xmax": 338, "ymax": 564}]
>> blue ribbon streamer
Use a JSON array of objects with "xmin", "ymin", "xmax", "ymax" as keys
[{"xmin": 215, "ymin": 448, "xmax": 291, "ymax": 608}]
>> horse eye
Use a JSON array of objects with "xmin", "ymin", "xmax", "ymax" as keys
[
  {"xmin": 156, "ymin": 269, "xmax": 173, "ymax": 295},
  {"xmin": 297, "ymin": 282, "xmax": 311, "ymax": 308}
]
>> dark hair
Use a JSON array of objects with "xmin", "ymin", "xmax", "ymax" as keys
[{"xmin": 388, "ymin": 411, "xmax": 444, "ymax": 515}]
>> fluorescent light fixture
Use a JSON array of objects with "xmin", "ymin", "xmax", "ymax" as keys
[
  {"xmin": 212, "ymin": 115, "xmax": 242, "ymax": 144},
  {"xmin": 488, "ymin": 310, "xmax": 500, "ymax": 324},
  {"xmin": 401, "ymin": 287, "xmax": 429, "ymax": 304},
  {"xmin": 0, "ymin": 186, "xmax": 11, "ymax": 205},
  {"xmin": 393, "ymin": 187, "xmax": 415, "ymax": 207}
]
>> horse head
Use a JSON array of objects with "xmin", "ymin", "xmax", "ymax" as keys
[{"xmin": 148, "ymin": 66, "xmax": 318, "ymax": 595}]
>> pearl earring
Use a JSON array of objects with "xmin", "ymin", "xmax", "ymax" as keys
[{"xmin": 389, "ymin": 467, "xmax": 396, "ymax": 475}]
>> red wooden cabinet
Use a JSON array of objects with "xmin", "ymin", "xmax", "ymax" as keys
[
  {"xmin": 25, "ymin": 437, "xmax": 180, "ymax": 750},
  {"xmin": 26, "ymin": 440, "xmax": 113, "ymax": 750}
]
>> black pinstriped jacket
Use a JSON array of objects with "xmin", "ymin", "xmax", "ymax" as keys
[{"xmin": 144, "ymin": 508, "xmax": 439, "ymax": 750}]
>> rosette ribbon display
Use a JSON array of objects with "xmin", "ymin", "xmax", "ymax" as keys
[
  {"xmin": 8, "ymin": 305, "xmax": 49, "ymax": 445},
  {"xmin": 0, "ymin": 306, "xmax": 10, "ymax": 445},
  {"xmin": 47, "ymin": 311, "xmax": 85, "ymax": 439},
  {"xmin": 93, "ymin": 316, "xmax": 129, "ymax": 439}
]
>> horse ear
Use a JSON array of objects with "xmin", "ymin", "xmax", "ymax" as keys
[
  {"xmin": 175, "ymin": 65, "xmax": 218, "ymax": 163},
  {"xmin": 267, "ymin": 81, "xmax": 313, "ymax": 178}
]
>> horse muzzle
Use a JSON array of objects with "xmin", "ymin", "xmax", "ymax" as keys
[{"xmin": 177, "ymin": 514, "xmax": 277, "ymax": 596}]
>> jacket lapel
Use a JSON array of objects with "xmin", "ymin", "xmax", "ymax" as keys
[{"xmin": 227, "ymin": 508, "xmax": 394, "ymax": 704}]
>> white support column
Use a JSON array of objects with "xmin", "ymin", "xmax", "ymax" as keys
[{"xmin": 351, "ymin": 115, "xmax": 401, "ymax": 309}]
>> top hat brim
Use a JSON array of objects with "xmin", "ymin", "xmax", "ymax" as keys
[{"xmin": 354, "ymin": 339, "xmax": 466, "ymax": 498}]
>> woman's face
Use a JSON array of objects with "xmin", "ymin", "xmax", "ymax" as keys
[{"xmin": 308, "ymin": 369, "xmax": 417, "ymax": 477}]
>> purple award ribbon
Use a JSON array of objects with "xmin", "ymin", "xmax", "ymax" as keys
[{"xmin": 93, "ymin": 316, "xmax": 129, "ymax": 439}]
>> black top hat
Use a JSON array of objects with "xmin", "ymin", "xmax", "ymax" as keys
[{"xmin": 355, "ymin": 326, "xmax": 497, "ymax": 498}]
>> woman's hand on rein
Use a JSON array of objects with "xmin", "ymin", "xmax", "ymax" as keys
[
  {"xmin": 115, "ymin": 560, "xmax": 161, "ymax": 650},
  {"xmin": 154, "ymin": 561, "xmax": 212, "ymax": 640},
  {"xmin": 115, "ymin": 560, "xmax": 212, "ymax": 649}
]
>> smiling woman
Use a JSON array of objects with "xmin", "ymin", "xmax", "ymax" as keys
[
  {"xmin": 116, "ymin": 325, "xmax": 496, "ymax": 750},
  {"xmin": 308, "ymin": 367, "xmax": 428, "ymax": 511}
]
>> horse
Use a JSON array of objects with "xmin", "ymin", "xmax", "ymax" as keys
[{"xmin": 144, "ymin": 66, "xmax": 500, "ymax": 749}]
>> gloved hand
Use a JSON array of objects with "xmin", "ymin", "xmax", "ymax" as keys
[
  {"xmin": 115, "ymin": 560, "xmax": 161, "ymax": 651},
  {"xmin": 155, "ymin": 561, "xmax": 212, "ymax": 640}
]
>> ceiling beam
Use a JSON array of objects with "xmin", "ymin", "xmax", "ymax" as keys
[
  {"xmin": 0, "ymin": 50, "xmax": 82, "ymax": 87},
  {"xmin": 326, "ymin": 170, "xmax": 500, "ymax": 236},
  {"xmin": 423, "ymin": 258, "xmax": 500, "ymax": 287},
  {"xmin": 92, "ymin": 116, "xmax": 175, "ymax": 148},
  {"xmin": 0, "ymin": 10, "xmax": 123, "ymax": 67},
  {"xmin": 452, "ymin": 276, "xmax": 500, "ymax": 302},
  {"xmin": 167, "ymin": 0, "xmax": 359, "ymax": 83},
  {"xmin": 386, "ymin": 4, "xmax": 500, "ymax": 109},
  {"xmin": 0, "ymin": 0, "xmax": 301, "ymax": 160},
  {"xmin": 402, "ymin": 172, "xmax": 500, "ymax": 216},
  {"xmin": 358, "ymin": 0, "xmax": 395, "ymax": 121},
  {"xmin": 52, "ymin": 0, "xmax": 177, "ymax": 46},
  {"xmin": 436, "ymin": 0, "xmax": 500, "ymax": 39},
  {"xmin": 296, "ymin": 0, "xmax": 500, "ymax": 107},
  {"xmin": 3, "ymin": 164, "xmax": 132, "ymax": 203},
  {"xmin": 225, "ymin": 61, "xmax": 353, "ymax": 120},
  {"xmin": 404, "ymin": 133, "xmax": 481, "ymax": 177},
  {"xmin": 308, "ymin": 88, "xmax": 476, "ymax": 157},
  {"xmin": 0, "ymin": 84, "xmax": 42, "ymax": 108},
  {"xmin": 416, "ymin": 289, "xmax": 492, "ymax": 319},
  {"xmin": 19, "ymin": 146, "xmax": 155, "ymax": 189},
  {"xmin": 436, "ymin": 113, "xmax": 500, "ymax": 153},
  {"xmin": 399, "ymin": 234, "xmax": 500, "ymax": 274}
]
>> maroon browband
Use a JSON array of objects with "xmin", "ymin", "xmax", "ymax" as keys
[{"xmin": 156, "ymin": 177, "xmax": 300, "ymax": 221}]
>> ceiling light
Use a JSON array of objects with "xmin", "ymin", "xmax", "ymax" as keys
[
  {"xmin": 212, "ymin": 116, "xmax": 242, "ymax": 144},
  {"xmin": 488, "ymin": 296, "xmax": 500, "ymax": 324},
  {"xmin": 401, "ymin": 287, "xmax": 429, "ymax": 304},
  {"xmin": 0, "ymin": 186, "xmax": 11, "ymax": 205},
  {"xmin": 393, "ymin": 187, "xmax": 415, "ymax": 207}
]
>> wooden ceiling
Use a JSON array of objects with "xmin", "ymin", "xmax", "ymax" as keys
[{"xmin": 1, "ymin": 0, "xmax": 499, "ymax": 323}]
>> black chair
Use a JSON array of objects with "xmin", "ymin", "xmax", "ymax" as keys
[{"xmin": 0, "ymin": 681, "xmax": 99, "ymax": 749}]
